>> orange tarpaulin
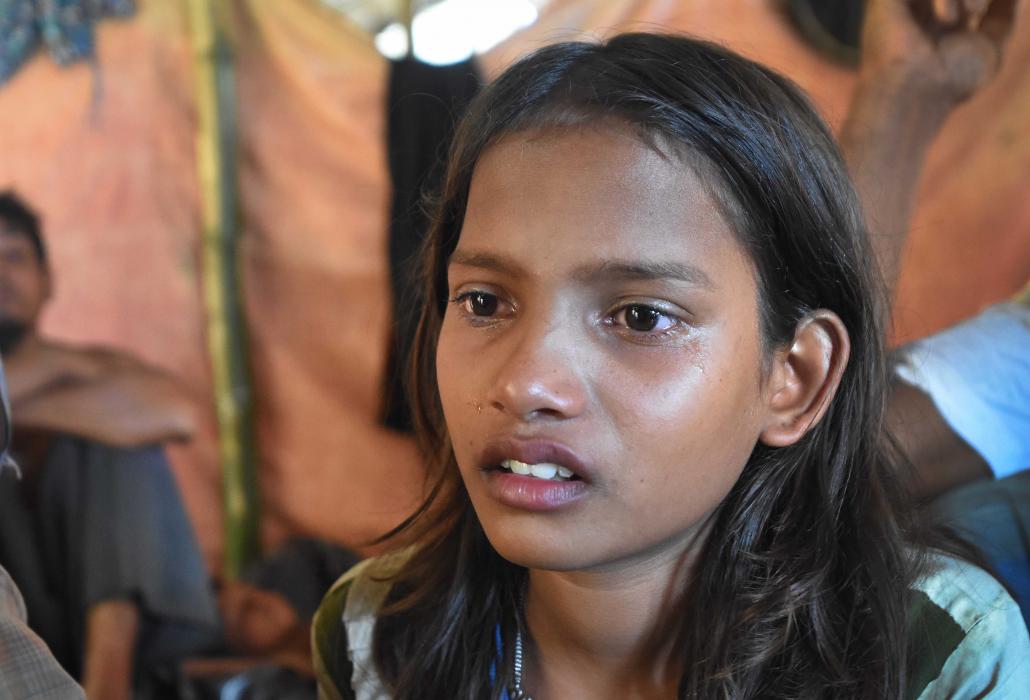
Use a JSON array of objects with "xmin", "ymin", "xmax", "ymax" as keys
[{"xmin": 1, "ymin": 0, "xmax": 1026, "ymax": 571}]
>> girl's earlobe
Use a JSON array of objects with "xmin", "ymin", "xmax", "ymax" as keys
[{"xmin": 759, "ymin": 310, "xmax": 850, "ymax": 447}]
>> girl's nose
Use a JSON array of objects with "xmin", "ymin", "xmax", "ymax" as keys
[{"xmin": 485, "ymin": 321, "xmax": 587, "ymax": 423}]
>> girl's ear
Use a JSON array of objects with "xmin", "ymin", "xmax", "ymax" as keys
[{"xmin": 759, "ymin": 310, "xmax": 850, "ymax": 447}]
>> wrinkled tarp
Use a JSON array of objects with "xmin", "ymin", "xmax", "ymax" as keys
[{"xmin": 0, "ymin": 0, "xmax": 1026, "ymax": 571}]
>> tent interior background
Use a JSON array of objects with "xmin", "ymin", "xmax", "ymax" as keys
[{"xmin": 0, "ymin": 0, "xmax": 1027, "ymax": 577}]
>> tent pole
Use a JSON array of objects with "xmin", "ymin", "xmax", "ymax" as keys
[{"xmin": 187, "ymin": 0, "xmax": 259, "ymax": 580}]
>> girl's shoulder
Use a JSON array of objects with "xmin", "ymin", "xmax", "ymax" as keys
[
  {"xmin": 310, "ymin": 549, "xmax": 1029, "ymax": 698},
  {"xmin": 312, "ymin": 549, "xmax": 411, "ymax": 700},
  {"xmin": 907, "ymin": 552, "xmax": 1030, "ymax": 699}
]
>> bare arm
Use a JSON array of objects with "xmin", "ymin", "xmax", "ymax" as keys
[
  {"xmin": 846, "ymin": 1, "xmax": 1022, "ymax": 497},
  {"xmin": 10, "ymin": 346, "xmax": 196, "ymax": 448},
  {"xmin": 82, "ymin": 600, "xmax": 139, "ymax": 700},
  {"xmin": 839, "ymin": 0, "xmax": 1019, "ymax": 292},
  {"xmin": 887, "ymin": 381, "xmax": 992, "ymax": 499},
  {"xmin": 3, "ymin": 337, "xmax": 105, "ymax": 405}
]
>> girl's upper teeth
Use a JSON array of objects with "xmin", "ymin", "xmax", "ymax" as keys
[{"xmin": 501, "ymin": 459, "xmax": 575, "ymax": 480}]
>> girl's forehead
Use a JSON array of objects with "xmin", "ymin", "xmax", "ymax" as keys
[
  {"xmin": 460, "ymin": 125, "xmax": 746, "ymax": 275},
  {"xmin": 483, "ymin": 122, "xmax": 683, "ymax": 183}
]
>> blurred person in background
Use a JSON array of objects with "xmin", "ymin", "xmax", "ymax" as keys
[
  {"xmin": 175, "ymin": 538, "xmax": 363, "ymax": 699},
  {"xmin": 836, "ymin": 0, "xmax": 1029, "ymax": 619},
  {"xmin": 890, "ymin": 289, "xmax": 1030, "ymax": 619},
  {"xmin": 0, "ymin": 192, "xmax": 195, "ymax": 447},
  {"xmin": 0, "ymin": 191, "xmax": 218, "ymax": 699}
]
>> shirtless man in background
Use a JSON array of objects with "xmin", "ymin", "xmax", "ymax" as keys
[
  {"xmin": 0, "ymin": 190, "xmax": 216, "ymax": 700},
  {"xmin": 0, "ymin": 191, "xmax": 194, "ymax": 447}
]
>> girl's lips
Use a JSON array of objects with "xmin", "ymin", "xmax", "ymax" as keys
[
  {"xmin": 478, "ymin": 437, "xmax": 593, "ymax": 482},
  {"xmin": 477, "ymin": 436, "xmax": 593, "ymax": 511},
  {"xmin": 482, "ymin": 470, "xmax": 589, "ymax": 511}
]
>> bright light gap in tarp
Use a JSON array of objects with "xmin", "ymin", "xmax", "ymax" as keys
[{"xmin": 375, "ymin": 0, "xmax": 539, "ymax": 65}]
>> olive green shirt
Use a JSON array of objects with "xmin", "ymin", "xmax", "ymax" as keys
[{"xmin": 313, "ymin": 552, "xmax": 1030, "ymax": 699}]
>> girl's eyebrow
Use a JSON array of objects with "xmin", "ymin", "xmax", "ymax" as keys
[
  {"xmin": 582, "ymin": 260, "xmax": 715, "ymax": 289},
  {"xmin": 448, "ymin": 250, "xmax": 529, "ymax": 279},
  {"xmin": 449, "ymin": 250, "xmax": 715, "ymax": 290}
]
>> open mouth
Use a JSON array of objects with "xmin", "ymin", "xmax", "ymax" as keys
[{"xmin": 496, "ymin": 458, "xmax": 580, "ymax": 482}]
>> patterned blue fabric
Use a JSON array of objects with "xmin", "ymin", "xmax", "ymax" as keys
[
  {"xmin": 493, "ymin": 623, "xmax": 511, "ymax": 699},
  {"xmin": 0, "ymin": 0, "xmax": 135, "ymax": 84}
]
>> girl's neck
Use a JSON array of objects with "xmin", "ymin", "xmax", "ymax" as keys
[{"xmin": 521, "ymin": 522, "xmax": 711, "ymax": 699}]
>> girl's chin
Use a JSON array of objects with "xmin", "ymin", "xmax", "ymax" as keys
[
  {"xmin": 488, "ymin": 538, "xmax": 601, "ymax": 573},
  {"xmin": 477, "ymin": 515, "xmax": 627, "ymax": 575}
]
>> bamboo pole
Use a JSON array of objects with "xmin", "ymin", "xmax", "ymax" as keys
[{"xmin": 187, "ymin": 0, "xmax": 258, "ymax": 579}]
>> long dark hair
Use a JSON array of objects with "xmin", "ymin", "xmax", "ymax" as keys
[{"xmin": 373, "ymin": 33, "xmax": 924, "ymax": 698}]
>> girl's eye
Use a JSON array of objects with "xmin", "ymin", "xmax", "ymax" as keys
[
  {"xmin": 467, "ymin": 292, "xmax": 498, "ymax": 316},
  {"xmin": 625, "ymin": 305, "xmax": 661, "ymax": 331},
  {"xmin": 613, "ymin": 304, "xmax": 677, "ymax": 333},
  {"xmin": 452, "ymin": 291, "xmax": 503, "ymax": 318}
]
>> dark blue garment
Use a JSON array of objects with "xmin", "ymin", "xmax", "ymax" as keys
[
  {"xmin": 0, "ymin": 433, "xmax": 219, "ymax": 679},
  {"xmin": 0, "ymin": 0, "xmax": 134, "ymax": 84}
]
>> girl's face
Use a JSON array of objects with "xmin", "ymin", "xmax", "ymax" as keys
[{"xmin": 436, "ymin": 124, "xmax": 775, "ymax": 574}]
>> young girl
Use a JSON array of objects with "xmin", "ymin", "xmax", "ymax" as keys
[{"xmin": 313, "ymin": 34, "xmax": 1028, "ymax": 699}]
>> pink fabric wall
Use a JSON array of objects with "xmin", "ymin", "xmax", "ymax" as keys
[
  {"xmin": 0, "ymin": 2, "xmax": 226, "ymax": 568},
  {"xmin": 0, "ymin": 0, "xmax": 1025, "ymax": 571},
  {"xmin": 231, "ymin": 0, "xmax": 423, "ymax": 553}
]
